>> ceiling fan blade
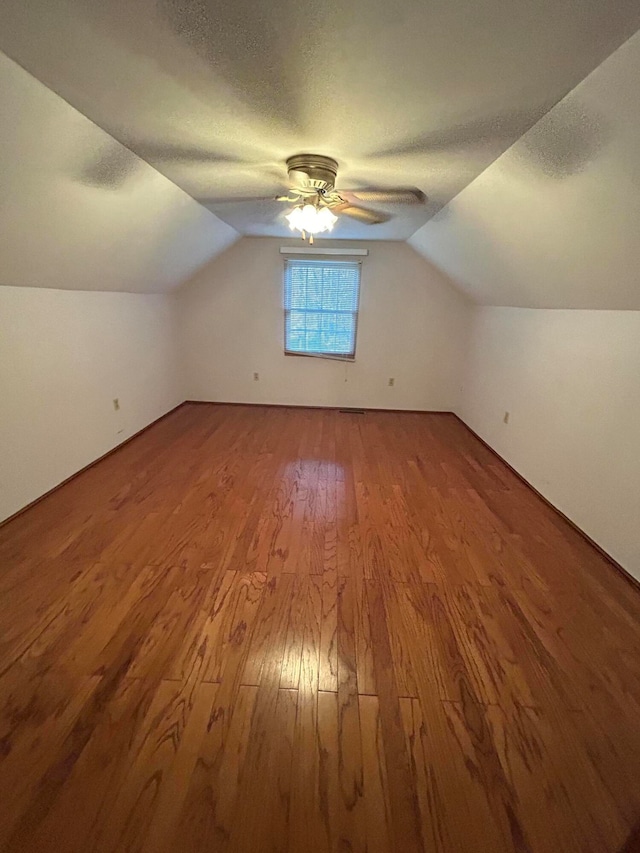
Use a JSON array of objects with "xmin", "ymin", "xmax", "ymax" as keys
[
  {"xmin": 200, "ymin": 195, "xmax": 286, "ymax": 204},
  {"xmin": 336, "ymin": 204, "xmax": 390, "ymax": 225},
  {"xmin": 343, "ymin": 188, "xmax": 426, "ymax": 204}
]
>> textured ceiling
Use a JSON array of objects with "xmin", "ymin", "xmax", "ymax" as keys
[
  {"xmin": 0, "ymin": 53, "xmax": 238, "ymax": 293},
  {"xmin": 0, "ymin": 0, "xmax": 638, "ymax": 241},
  {"xmin": 409, "ymin": 30, "xmax": 640, "ymax": 309}
]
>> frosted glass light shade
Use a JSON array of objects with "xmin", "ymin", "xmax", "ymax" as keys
[{"xmin": 286, "ymin": 204, "xmax": 337, "ymax": 235}]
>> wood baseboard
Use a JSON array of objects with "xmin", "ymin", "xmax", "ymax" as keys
[
  {"xmin": 185, "ymin": 399, "xmax": 455, "ymax": 415},
  {"xmin": 453, "ymin": 414, "xmax": 640, "ymax": 594},
  {"xmin": 0, "ymin": 402, "xmax": 187, "ymax": 530}
]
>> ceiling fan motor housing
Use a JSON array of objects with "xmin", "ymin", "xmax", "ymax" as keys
[{"xmin": 286, "ymin": 154, "xmax": 339, "ymax": 192}]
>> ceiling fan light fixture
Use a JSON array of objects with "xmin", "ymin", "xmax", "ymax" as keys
[
  {"xmin": 317, "ymin": 206, "xmax": 338, "ymax": 230},
  {"xmin": 286, "ymin": 202, "xmax": 337, "ymax": 240}
]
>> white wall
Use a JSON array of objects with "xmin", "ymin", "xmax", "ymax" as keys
[
  {"xmin": 0, "ymin": 51, "xmax": 238, "ymax": 294},
  {"xmin": 409, "ymin": 30, "xmax": 640, "ymax": 310},
  {"xmin": 0, "ymin": 286, "xmax": 181, "ymax": 521},
  {"xmin": 177, "ymin": 238, "xmax": 471, "ymax": 411},
  {"xmin": 406, "ymin": 30, "xmax": 640, "ymax": 577},
  {"xmin": 459, "ymin": 307, "xmax": 640, "ymax": 577}
]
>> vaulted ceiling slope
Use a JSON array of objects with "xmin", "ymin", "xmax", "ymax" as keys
[
  {"xmin": 410, "ymin": 30, "xmax": 640, "ymax": 310},
  {"xmin": 0, "ymin": 53, "xmax": 238, "ymax": 294},
  {"xmin": 0, "ymin": 0, "xmax": 638, "ymax": 241}
]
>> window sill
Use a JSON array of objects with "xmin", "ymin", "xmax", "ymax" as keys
[{"xmin": 284, "ymin": 351, "xmax": 355, "ymax": 362}]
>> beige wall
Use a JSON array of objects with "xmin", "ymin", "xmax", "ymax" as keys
[
  {"xmin": 459, "ymin": 306, "xmax": 640, "ymax": 578},
  {"xmin": 177, "ymin": 238, "xmax": 471, "ymax": 411},
  {"xmin": 0, "ymin": 286, "xmax": 181, "ymax": 521}
]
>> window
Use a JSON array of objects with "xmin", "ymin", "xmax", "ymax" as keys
[{"xmin": 284, "ymin": 259, "xmax": 362, "ymax": 360}]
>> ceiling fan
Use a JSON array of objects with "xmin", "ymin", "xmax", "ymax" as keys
[{"xmin": 209, "ymin": 154, "xmax": 427, "ymax": 243}]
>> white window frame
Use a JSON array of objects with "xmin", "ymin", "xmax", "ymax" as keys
[{"xmin": 283, "ymin": 258, "xmax": 363, "ymax": 362}]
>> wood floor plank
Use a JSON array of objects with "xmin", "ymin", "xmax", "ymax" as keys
[
  {"xmin": 288, "ymin": 575, "xmax": 327, "ymax": 852},
  {"xmin": 225, "ymin": 686, "xmax": 297, "ymax": 853},
  {"xmin": 225, "ymin": 573, "xmax": 295, "ymax": 851},
  {"xmin": 317, "ymin": 689, "xmax": 364, "ymax": 852},
  {"xmin": 318, "ymin": 564, "xmax": 339, "ymax": 692},
  {"xmin": 353, "ymin": 572, "xmax": 376, "ymax": 695},
  {"xmin": 92, "ymin": 679, "xmax": 217, "ymax": 853},
  {"xmin": 486, "ymin": 702, "xmax": 627, "ymax": 853},
  {"xmin": 359, "ymin": 694, "xmax": 393, "ymax": 853},
  {"xmin": 192, "ymin": 683, "xmax": 258, "ymax": 851},
  {"xmin": 365, "ymin": 578, "xmax": 425, "ymax": 851},
  {"xmin": 280, "ymin": 575, "xmax": 307, "ymax": 690},
  {"xmin": 0, "ymin": 675, "xmax": 100, "ymax": 851},
  {"xmin": 203, "ymin": 571, "xmax": 266, "ymax": 683},
  {"xmin": 336, "ymin": 577, "xmax": 366, "ymax": 850},
  {"xmin": 167, "ymin": 568, "xmax": 236, "ymax": 682},
  {"xmin": 0, "ymin": 403, "xmax": 638, "ymax": 853}
]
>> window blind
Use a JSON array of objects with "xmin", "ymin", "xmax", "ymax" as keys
[{"xmin": 283, "ymin": 259, "xmax": 362, "ymax": 360}]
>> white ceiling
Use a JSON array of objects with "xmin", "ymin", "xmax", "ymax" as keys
[
  {"xmin": 410, "ymin": 30, "xmax": 640, "ymax": 309},
  {"xmin": 0, "ymin": 53, "xmax": 238, "ymax": 293},
  {"xmin": 0, "ymin": 0, "xmax": 638, "ymax": 241}
]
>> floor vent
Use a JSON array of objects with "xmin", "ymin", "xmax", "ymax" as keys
[{"xmin": 339, "ymin": 408, "xmax": 365, "ymax": 414}]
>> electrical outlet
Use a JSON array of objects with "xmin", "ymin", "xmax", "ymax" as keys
[
  {"xmin": 388, "ymin": 377, "xmax": 395, "ymax": 387},
  {"xmin": 113, "ymin": 398, "xmax": 120, "ymax": 411},
  {"xmin": 253, "ymin": 372, "xmax": 259, "ymax": 381},
  {"xmin": 503, "ymin": 411, "xmax": 510, "ymax": 424}
]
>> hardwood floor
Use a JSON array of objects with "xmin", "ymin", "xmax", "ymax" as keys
[{"xmin": 0, "ymin": 402, "xmax": 639, "ymax": 852}]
